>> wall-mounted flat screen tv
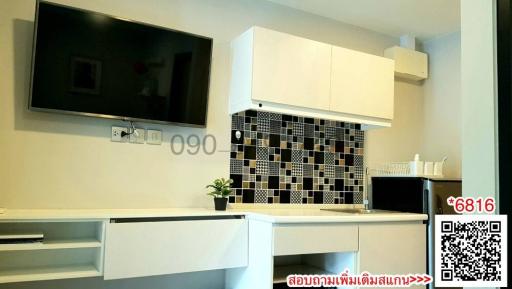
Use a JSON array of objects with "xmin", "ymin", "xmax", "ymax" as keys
[{"xmin": 30, "ymin": 1, "xmax": 212, "ymax": 127}]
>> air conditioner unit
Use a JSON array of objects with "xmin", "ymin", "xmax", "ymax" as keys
[{"xmin": 384, "ymin": 46, "xmax": 428, "ymax": 81}]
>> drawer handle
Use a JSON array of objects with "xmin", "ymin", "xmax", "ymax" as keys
[{"xmin": 110, "ymin": 215, "xmax": 244, "ymax": 223}]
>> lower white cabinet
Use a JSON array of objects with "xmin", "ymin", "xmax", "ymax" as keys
[
  {"xmin": 0, "ymin": 215, "xmax": 425, "ymax": 287},
  {"xmin": 103, "ymin": 218, "xmax": 248, "ymax": 280},
  {"xmin": 227, "ymin": 220, "xmax": 426, "ymax": 289},
  {"xmin": 0, "ymin": 221, "xmax": 105, "ymax": 284},
  {"xmin": 272, "ymin": 224, "xmax": 358, "ymax": 256},
  {"xmin": 358, "ymin": 222, "xmax": 426, "ymax": 288}
]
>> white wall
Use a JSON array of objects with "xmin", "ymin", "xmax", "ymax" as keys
[
  {"xmin": 460, "ymin": 0, "xmax": 497, "ymax": 200},
  {"xmin": 367, "ymin": 34, "xmax": 462, "ymax": 179},
  {"xmin": 365, "ymin": 80, "xmax": 425, "ymax": 169},
  {"xmin": 0, "ymin": 0, "xmax": 465, "ymax": 287},
  {"xmin": 0, "ymin": 1, "xmax": 408, "ymax": 288},
  {"xmin": 0, "ymin": 0, "xmax": 399, "ymax": 210},
  {"xmin": 422, "ymin": 32, "xmax": 462, "ymax": 178}
]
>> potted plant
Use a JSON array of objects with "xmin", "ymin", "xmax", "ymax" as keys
[{"xmin": 206, "ymin": 178, "xmax": 233, "ymax": 211}]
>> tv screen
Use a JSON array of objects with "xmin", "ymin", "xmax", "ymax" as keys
[{"xmin": 30, "ymin": 1, "xmax": 212, "ymax": 127}]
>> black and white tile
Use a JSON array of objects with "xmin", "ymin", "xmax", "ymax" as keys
[
  {"xmin": 291, "ymin": 190, "xmax": 302, "ymax": 204},
  {"xmin": 256, "ymin": 160, "xmax": 269, "ymax": 175},
  {"xmin": 230, "ymin": 110, "xmax": 365, "ymax": 204},
  {"xmin": 303, "ymin": 164, "xmax": 314, "ymax": 177},
  {"xmin": 293, "ymin": 122, "xmax": 304, "ymax": 136},
  {"xmin": 269, "ymin": 161, "xmax": 280, "ymax": 176},
  {"xmin": 324, "ymin": 191, "xmax": 335, "ymax": 204},
  {"xmin": 354, "ymin": 191, "xmax": 364, "ymax": 204},
  {"xmin": 292, "ymin": 163, "xmax": 303, "ymax": 177},
  {"xmin": 230, "ymin": 159, "xmax": 243, "ymax": 175},
  {"xmin": 252, "ymin": 190, "xmax": 265, "ymax": 203}
]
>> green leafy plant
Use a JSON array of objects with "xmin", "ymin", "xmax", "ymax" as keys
[{"xmin": 206, "ymin": 178, "xmax": 233, "ymax": 198}]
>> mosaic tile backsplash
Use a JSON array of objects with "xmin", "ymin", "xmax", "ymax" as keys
[{"xmin": 229, "ymin": 110, "xmax": 365, "ymax": 204}]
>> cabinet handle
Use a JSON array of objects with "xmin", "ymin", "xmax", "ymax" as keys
[{"xmin": 110, "ymin": 215, "xmax": 244, "ymax": 223}]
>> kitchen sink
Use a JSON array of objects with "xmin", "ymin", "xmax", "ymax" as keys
[{"xmin": 320, "ymin": 208, "xmax": 394, "ymax": 214}]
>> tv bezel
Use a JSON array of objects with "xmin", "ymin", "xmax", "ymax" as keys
[{"xmin": 28, "ymin": 0, "xmax": 213, "ymax": 128}]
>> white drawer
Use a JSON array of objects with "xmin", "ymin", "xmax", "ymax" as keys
[
  {"xmin": 272, "ymin": 224, "xmax": 358, "ymax": 256},
  {"xmin": 104, "ymin": 217, "xmax": 248, "ymax": 280}
]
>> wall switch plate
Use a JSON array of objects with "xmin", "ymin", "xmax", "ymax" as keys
[
  {"xmin": 112, "ymin": 126, "xmax": 128, "ymax": 142},
  {"xmin": 129, "ymin": 128, "xmax": 146, "ymax": 144},
  {"xmin": 146, "ymin": 129, "xmax": 162, "ymax": 145}
]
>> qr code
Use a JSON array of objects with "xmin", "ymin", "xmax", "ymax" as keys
[{"xmin": 435, "ymin": 215, "xmax": 508, "ymax": 287}]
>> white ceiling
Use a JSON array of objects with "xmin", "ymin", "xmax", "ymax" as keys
[{"xmin": 265, "ymin": 0, "xmax": 460, "ymax": 41}]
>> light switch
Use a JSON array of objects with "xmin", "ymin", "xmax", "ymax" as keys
[
  {"xmin": 146, "ymin": 129, "xmax": 162, "ymax": 145},
  {"xmin": 129, "ymin": 128, "xmax": 145, "ymax": 144}
]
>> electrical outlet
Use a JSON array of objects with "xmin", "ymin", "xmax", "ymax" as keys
[
  {"xmin": 146, "ymin": 129, "xmax": 162, "ymax": 145},
  {"xmin": 111, "ymin": 126, "xmax": 128, "ymax": 142},
  {"xmin": 129, "ymin": 128, "xmax": 146, "ymax": 144}
]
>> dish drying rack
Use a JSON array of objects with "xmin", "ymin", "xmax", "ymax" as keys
[
  {"xmin": 368, "ymin": 162, "xmax": 413, "ymax": 176},
  {"xmin": 369, "ymin": 157, "xmax": 447, "ymax": 177}
]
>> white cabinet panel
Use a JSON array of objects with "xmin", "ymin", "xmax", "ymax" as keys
[
  {"xmin": 104, "ymin": 219, "xmax": 248, "ymax": 280},
  {"xmin": 330, "ymin": 46, "xmax": 394, "ymax": 119},
  {"xmin": 273, "ymin": 224, "xmax": 358, "ymax": 256},
  {"xmin": 251, "ymin": 27, "xmax": 331, "ymax": 111},
  {"xmin": 359, "ymin": 222, "xmax": 426, "ymax": 288},
  {"xmin": 229, "ymin": 26, "xmax": 395, "ymax": 128}
]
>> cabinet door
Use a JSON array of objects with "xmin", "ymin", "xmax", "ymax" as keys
[
  {"xmin": 104, "ymin": 219, "xmax": 248, "ymax": 280},
  {"xmin": 252, "ymin": 27, "xmax": 331, "ymax": 110},
  {"xmin": 330, "ymin": 46, "xmax": 394, "ymax": 119},
  {"xmin": 359, "ymin": 223, "xmax": 426, "ymax": 288},
  {"xmin": 273, "ymin": 224, "xmax": 358, "ymax": 256}
]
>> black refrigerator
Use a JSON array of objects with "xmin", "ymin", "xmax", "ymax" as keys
[{"xmin": 370, "ymin": 176, "xmax": 462, "ymax": 289}]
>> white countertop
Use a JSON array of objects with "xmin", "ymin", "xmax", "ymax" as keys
[
  {"xmin": 241, "ymin": 208, "xmax": 427, "ymax": 223},
  {"xmin": 0, "ymin": 208, "xmax": 427, "ymax": 223},
  {"xmin": 0, "ymin": 208, "xmax": 234, "ymax": 220}
]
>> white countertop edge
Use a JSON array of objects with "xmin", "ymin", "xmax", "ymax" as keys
[
  {"xmin": 0, "ymin": 208, "xmax": 238, "ymax": 221},
  {"xmin": 0, "ymin": 208, "xmax": 428, "ymax": 223},
  {"xmin": 245, "ymin": 212, "xmax": 428, "ymax": 223}
]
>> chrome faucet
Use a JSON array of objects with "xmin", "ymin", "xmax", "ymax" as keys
[{"xmin": 363, "ymin": 167, "xmax": 370, "ymax": 210}]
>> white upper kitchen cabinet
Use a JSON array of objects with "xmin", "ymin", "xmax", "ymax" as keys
[
  {"xmin": 230, "ymin": 27, "xmax": 331, "ymax": 112},
  {"xmin": 229, "ymin": 26, "xmax": 395, "ymax": 128},
  {"xmin": 330, "ymin": 46, "xmax": 395, "ymax": 120},
  {"xmin": 251, "ymin": 27, "xmax": 331, "ymax": 110}
]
